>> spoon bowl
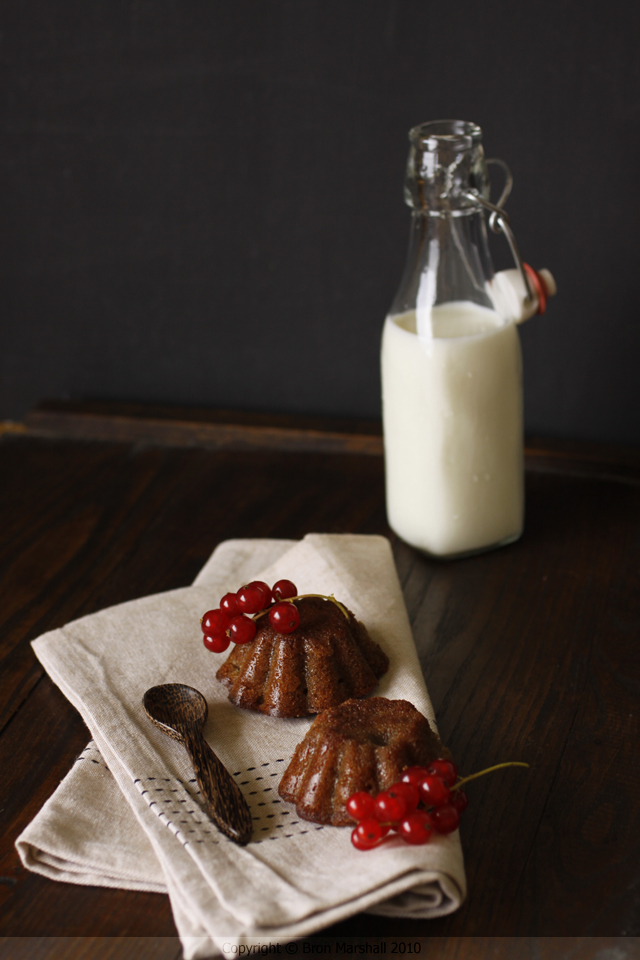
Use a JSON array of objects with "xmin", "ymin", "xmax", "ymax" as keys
[
  {"xmin": 143, "ymin": 683, "xmax": 253, "ymax": 845},
  {"xmin": 143, "ymin": 683, "xmax": 208, "ymax": 743}
]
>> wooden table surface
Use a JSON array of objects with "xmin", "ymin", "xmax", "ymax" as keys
[{"xmin": 1, "ymin": 401, "xmax": 639, "ymax": 960}]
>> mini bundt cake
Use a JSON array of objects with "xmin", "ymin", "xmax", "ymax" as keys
[
  {"xmin": 215, "ymin": 596, "xmax": 388, "ymax": 718},
  {"xmin": 278, "ymin": 697, "xmax": 449, "ymax": 825}
]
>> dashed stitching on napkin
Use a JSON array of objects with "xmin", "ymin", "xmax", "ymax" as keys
[
  {"xmin": 74, "ymin": 745, "xmax": 327, "ymax": 846},
  {"xmin": 133, "ymin": 758, "xmax": 325, "ymax": 847},
  {"xmin": 73, "ymin": 742, "xmax": 110, "ymax": 771}
]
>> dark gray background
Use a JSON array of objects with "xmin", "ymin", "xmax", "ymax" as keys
[{"xmin": 2, "ymin": 1, "xmax": 639, "ymax": 443}]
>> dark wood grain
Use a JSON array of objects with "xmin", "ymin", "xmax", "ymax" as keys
[
  {"xmin": 0, "ymin": 938, "xmax": 182, "ymax": 960},
  {"xmin": 26, "ymin": 398, "xmax": 386, "ymax": 437},
  {"xmin": 18, "ymin": 400, "xmax": 385, "ymax": 455},
  {"xmin": 1, "ymin": 403, "xmax": 639, "ymax": 950},
  {"xmin": 143, "ymin": 684, "xmax": 253, "ymax": 844}
]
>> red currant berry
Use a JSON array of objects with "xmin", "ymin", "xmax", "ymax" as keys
[
  {"xmin": 203, "ymin": 633, "xmax": 231, "ymax": 653},
  {"xmin": 346, "ymin": 791, "xmax": 376, "ymax": 822},
  {"xmin": 452, "ymin": 790, "xmax": 469, "ymax": 814},
  {"xmin": 401, "ymin": 766, "xmax": 430, "ymax": 787},
  {"xmin": 351, "ymin": 819, "xmax": 390, "ymax": 850},
  {"xmin": 236, "ymin": 584, "xmax": 265, "ymax": 614},
  {"xmin": 228, "ymin": 615, "xmax": 257, "ymax": 645},
  {"xmin": 427, "ymin": 759, "xmax": 458, "ymax": 787},
  {"xmin": 220, "ymin": 593, "xmax": 240, "ymax": 617},
  {"xmin": 200, "ymin": 609, "xmax": 231, "ymax": 636},
  {"xmin": 272, "ymin": 579, "xmax": 298, "ymax": 601},
  {"xmin": 390, "ymin": 781, "xmax": 420, "ymax": 815},
  {"xmin": 269, "ymin": 601, "xmax": 300, "ymax": 634},
  {"xmin": 398, "ymin": 811, "xmax": 434, "ymax": 845},
  {"xmin": 431, "ymin": 803, "xmax": 460, "ymax": 834},
  {"xmin": 418, "ymin": 775, "xmax": 451, "ymax": 808},
  {"xmin": 374, "ymin": 790, "xmax": 407, "ymax": 824},
  {"xmin": 246, "ymin": 580, "xmax": 272, "ymax": 607}
]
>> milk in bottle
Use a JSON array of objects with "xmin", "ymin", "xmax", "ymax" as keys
[
  {"xmin": 381, "ymin": 120, "xmax": 551, "ymax": 558},
  {"xmin": 382, "ymin": 304, "xmax": 523, "ymax": 557}
]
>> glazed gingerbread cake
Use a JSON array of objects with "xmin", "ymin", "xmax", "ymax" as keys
[
  {"xmin": 216, "ymin": 596, "xmax": 389, "ymax": 718},
  {"xmin": 278, "ymin": 697, "xmax": 449, "ymax": 825}
]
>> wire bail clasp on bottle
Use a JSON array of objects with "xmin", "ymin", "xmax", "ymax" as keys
[{"xmin": 463, "ymin": 158, "xmax": 534, "ymax": 304}]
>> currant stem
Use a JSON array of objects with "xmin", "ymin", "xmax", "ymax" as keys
[
  {"xmin": 288, "ymin": 594, "xmax": 349, "ymax": 618},
  {"xmin": 452, "ymin": 762, "xmax": 529, "ymax": 791},
  {"xmin": 251, "ymin": 593, "xmax": 349, "ymax": 622}
]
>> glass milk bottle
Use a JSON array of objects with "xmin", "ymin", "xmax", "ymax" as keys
[{"xmin": 381, "ymin": 120, "xmax": 555, "ymax": 558}]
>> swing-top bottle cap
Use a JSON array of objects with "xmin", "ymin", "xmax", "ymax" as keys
[{"xmin": 537, "ymin": 269, "xmax": 557, "ymax": 298}]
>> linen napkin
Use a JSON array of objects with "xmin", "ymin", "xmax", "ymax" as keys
[{"xmin": 17, "ymin": 534, "xmax": 466, "ymax": 956}]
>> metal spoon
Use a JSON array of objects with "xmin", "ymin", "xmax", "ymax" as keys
[{"xmin": 143, "ymin": 683, "xmax": 253, "ymax": 845}]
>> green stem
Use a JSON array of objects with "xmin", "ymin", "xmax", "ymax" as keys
[{"xmin": 452, "ymin": 762, "xmax": 529, "ymax": 791}]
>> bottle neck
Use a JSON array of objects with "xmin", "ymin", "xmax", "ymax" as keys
[
  {"xmin": 404, "ymin": 121, "xmax": 489, "ymax": 215},
  {"xmin": 390, "ymin": 208, "xmax": 496, "ymax": 323}
]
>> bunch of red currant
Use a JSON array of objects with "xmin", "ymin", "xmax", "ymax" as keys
[
  {"xmin": 348, "ymin": 759, "xmax": 528, "ymax": 850},
  {"xmin": 200, "ymin": 579, "xmax": 299, "ymax": 654},
  {"xmin": 348, "ymin": 758, "xmax": 466, "ymax": 850}
]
